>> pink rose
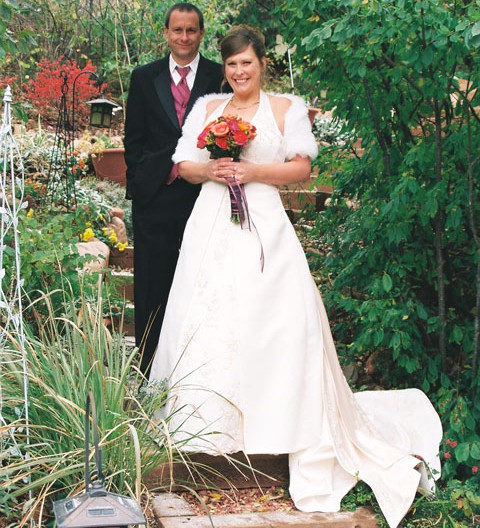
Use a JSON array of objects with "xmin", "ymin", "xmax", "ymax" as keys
[{"xmin": 211, "ymin": 122, "xmax": 229, "ymax": 138}]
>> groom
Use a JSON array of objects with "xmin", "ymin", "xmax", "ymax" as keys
[{"xmin": 124, "ymin": 2, "xmax": 225, "ymax": 375}]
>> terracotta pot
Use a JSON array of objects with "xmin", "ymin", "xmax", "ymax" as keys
[
  {"xmin": 308, "ymin": 107, "xmax": 320, "ymax": 126},
  {"xmin": 91, "ymin": 148, "xmax": 127, "ymax": 187}
]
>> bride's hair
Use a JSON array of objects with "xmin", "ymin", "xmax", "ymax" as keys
[
  {"xmin": 219, "ymin": 25, "xmax": 267, "ymax": 92},
  {"xmin": 220, "ymin": 25, "xmax": 266, "ymax": 62}
]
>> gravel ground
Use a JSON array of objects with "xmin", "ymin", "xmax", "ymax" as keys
[
  {"xmin": 142, "ymin": 486, "xmax": 296, "ymax": 527},
  {"xmin": 180, "ymin": 486, "xmax": 295, "ymax": 515}
]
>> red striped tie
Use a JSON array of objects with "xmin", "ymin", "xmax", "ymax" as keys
[
  {"xmin": 173, "ymin": 66, "xmax": 191, "ymax": 126},
  {"xmin": 167, "ymin": 66, "xmax": 191, "ymax": 185}
]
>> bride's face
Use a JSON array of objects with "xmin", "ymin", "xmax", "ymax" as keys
[{"xmin": 224, "ymin": 45, "xmax": 266, "ymax": 96}]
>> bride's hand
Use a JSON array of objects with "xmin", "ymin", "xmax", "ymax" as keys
[
  {"xmin": 207, "ymin": 157, "xmax": 236, "ymax": 182},
  {"xmin": 223, "ymin": 160, "xmax": 256, "ymax": 184}
]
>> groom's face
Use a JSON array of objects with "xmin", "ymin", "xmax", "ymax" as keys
[{"xmin": 164, "ymin": 9, "xmax": 205, "ymax": 66}]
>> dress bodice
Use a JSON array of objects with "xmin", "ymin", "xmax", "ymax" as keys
[
  {"xmin": 209, "ymin": 91, "xmax": 287, "ymax": 164},
  {"xmin": 172, "ymin": 90, "xmax": 318, "ymax": 166}
]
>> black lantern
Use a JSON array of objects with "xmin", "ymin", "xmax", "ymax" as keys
[
  {"xmin": 53, "ymin": 391, "xmax": 146, "ymax": 527},
  {"xmin": 71, "ymin": 71, "xmax": 119, "ymax": 134},
  {"xmin": 86, "ymin": 97, "xmax": 120, "ymax": 128}
]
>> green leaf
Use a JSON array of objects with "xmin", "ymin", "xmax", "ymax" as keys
[
  {"xmin": 471, "ymin": 442, "xmax": 480, "ymax": 459},
  {"xmin": 471, "ymin": 21, "xmax": 480, "ymax": 36},
  {"xmin": 421, "ymin": 46, "xmax": 434, "ymax": 66},
  {"xmin": 421, "ymin": 378, "xmax": 430, "ymax": 392},
  {"xmin": 0, "ymin": 2, "xmax": 12, "ymax": 23},
  {"xmin": 303, "ymin": 25, "xmax": 332, "ymax": 49},
  {"xmin": 440, "ymin": 373, "xmax": 450, "ymax": 388},
  {"xmin": 390, "ymin": 333, "xmax": 401, "ymax": 349},
  {"xmin": 357, "ymin": 63, "xmax": 367, "ymax": 78},
  {"xmin": 451, "ymin": 325, "xmax": 463, "ymax": 345},
  {"xmin": 373, "ymin": 328, "xmax": 384, "ymax": 346},
  {"xmin": 455, "ymin": 443, "xmax": 470, "ymax": 463},
  {"xmin": 382, "ymin": 273, "xmax": 393, "ymax": 292},
  {"xmin": 416, "ymin": 304, "xmax": 428, "ymax": 320}
]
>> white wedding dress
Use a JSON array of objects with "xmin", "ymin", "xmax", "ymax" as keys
[{"xmin": 149, "ymin": 91, "xmax": 442, "ymax": 528}]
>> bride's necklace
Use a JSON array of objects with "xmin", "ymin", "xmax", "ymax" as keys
[{"xmin": 229, "ymin": 98, "xmax": 260, "ymax": 111}]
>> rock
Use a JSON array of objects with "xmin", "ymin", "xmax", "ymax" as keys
[
  {"xmin": 109, "ymin": 207, "xmax": 125, "ymax": 220},
  {"xmin": 342, "ymin": 362, "xmax": 359, "ymax": 384},
  {"xmin": 365, "ymin": 349, "xmax": 380, "ymax": 376},
  {"xmin": 108, "ymin": 216, "xmax": 128, "ymax": 244},
  {"xmin": 76, "ymin": 239, "xmax": 110, "ymax": 272}
]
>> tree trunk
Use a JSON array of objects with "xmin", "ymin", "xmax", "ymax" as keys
[
  {"xmin": 466, "ymin": 104, "xmax": 480, "ymax": 399},
  {"xmin": 433, "ymin": 100, "xmax": 447, "ymax": 369}
]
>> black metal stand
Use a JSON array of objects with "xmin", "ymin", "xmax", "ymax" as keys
[{"xmin": 53, "ymin": 391, "xmax": 146, "ymax": 527}]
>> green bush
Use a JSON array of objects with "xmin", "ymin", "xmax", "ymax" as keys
[{"xmin": 274, "ymin": 0, "xmax": 480, "ymax": 502}]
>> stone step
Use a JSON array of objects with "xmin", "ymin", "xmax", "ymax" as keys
[
  {"xmin": 279, "ymin": 183, "xmax": 333, "ymax": 213},
  {"xmin": 109, "ymin": 245, "xmax": 134, "ymax": 269},
  {"xmin": 145, "ymin": 453, "xmax": 289, "ymax": 492},
  {"xmin": 107, "ymin": 269, "xmax": 134, "ymax": 302},
  {"xmin": 153, "ymin": 493, "xmax": 379, "ymax": 528}
]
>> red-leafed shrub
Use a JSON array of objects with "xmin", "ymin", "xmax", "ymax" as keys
[
  {"xmin": 22, "ymin": 58, "xmax": 108, "ymax": 126},
  {"xmin": 0, "ymin": 74, "xmax": 18, "ymax": 95},
  {"xmin": 0, "ymin": 74, "xmax": 17, "ymax": 88}
]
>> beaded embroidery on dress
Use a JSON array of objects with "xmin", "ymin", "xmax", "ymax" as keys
[{"xmin": 149, "ymin": 91, "xmax": 442, "ymax": 528}]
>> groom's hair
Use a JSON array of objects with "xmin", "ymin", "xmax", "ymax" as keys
[{"xmin": 165, "ymin": 3, "xmax": 204, "ymax": 30}]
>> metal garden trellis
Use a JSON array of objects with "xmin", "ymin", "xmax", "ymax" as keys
[
  {"xmin": 45, "ymin": 70, "xmax": 118, "ymax": 210},
  {"xmin": 45, "ymin": 70, "xmax": 79, "ymax": 210},
  {"xmin": 0, "ymin": 86, "xmax": 30, "ymax": 480}
]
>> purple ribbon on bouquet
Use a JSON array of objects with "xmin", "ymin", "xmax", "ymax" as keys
[
  {"xmin": 226, "ymin": 177, "xmax": 251, "ymax": 229},
  {"xmin": 225, "ymin": 177, "xmax": 264, "ymax": 272}
]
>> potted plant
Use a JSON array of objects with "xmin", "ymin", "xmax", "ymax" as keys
[{"xmin": 78, "ymin": 132, "xmax": 127, "ymax": 186}]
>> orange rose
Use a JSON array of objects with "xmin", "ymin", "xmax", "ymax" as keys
[{"xmin": 211, "ymin": 122, "xmax": 229, "ymax": 138}]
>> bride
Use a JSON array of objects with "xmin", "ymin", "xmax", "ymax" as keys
[{"xmin": 149, "ymin": 25, "xmax": 442, "ymax": 528}]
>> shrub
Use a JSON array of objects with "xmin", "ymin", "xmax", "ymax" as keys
[
  {"xmin": 22, "ymin": 57, "xmax": 107, "ymax": 126},
  {"xmin": 275, "ymin": 0, "xmax": 480, "ymax": 496}
]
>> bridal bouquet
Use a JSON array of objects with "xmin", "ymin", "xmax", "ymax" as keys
[{"xmin": 197, "ymin": 115, "xmax": 256, "ymax": 225}]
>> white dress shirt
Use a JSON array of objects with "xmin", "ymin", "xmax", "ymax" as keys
[{"xmin": 169, "ymin": 53, "xmax": 200, "ymax": 90}]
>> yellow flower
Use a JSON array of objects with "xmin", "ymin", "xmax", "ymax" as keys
[
  {"xmin": 82, "ymin": 228, "xmax": 95, "ymax": 242},
  {"xmin": 116, "ymin": 242, "xmax": 128, "ymax": 252},
  {"xmin": 108, "ymin": 232, "xmax": 118, "ymax": 244},
  {"xmin": 86, "ymin": 221, "xmax": 92, "ymax": 227},
  {"xmin": 98, "ymin": 213, "xmax": 104, "ymax": 222},
  {"xmin": 26, "ymin": 208, "xmax": 34, "ymax": 218}
]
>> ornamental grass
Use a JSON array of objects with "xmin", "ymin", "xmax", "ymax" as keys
[{"xmin": 0, "ymin": 280, "xmax": 170, "ymax": 526}]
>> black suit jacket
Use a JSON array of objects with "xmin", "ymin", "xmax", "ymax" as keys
[{"xmin": 123, "ymin": 54, "xmax": 225, "ymax": 209}]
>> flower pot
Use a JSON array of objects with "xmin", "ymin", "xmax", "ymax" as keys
[
  {"xmin": 91, "ymin": 147, "xmax": 127, "ymax": 187},
  {"xmin": 308, "ymin": 107, "xmax": 320, "ymax": 126}
]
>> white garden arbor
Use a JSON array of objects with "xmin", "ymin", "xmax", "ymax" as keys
[{"xmin": 0, "ymin": 86, "xmax": 30, "ymax": 471}]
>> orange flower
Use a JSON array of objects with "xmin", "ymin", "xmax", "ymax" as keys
[
  {"xmin": 197, "ymin": 115, "xmax": 256, "ymax": 160},
  {"xmin": 211, "ymin": 122, "xmax": 229, "ymax": 137}
]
